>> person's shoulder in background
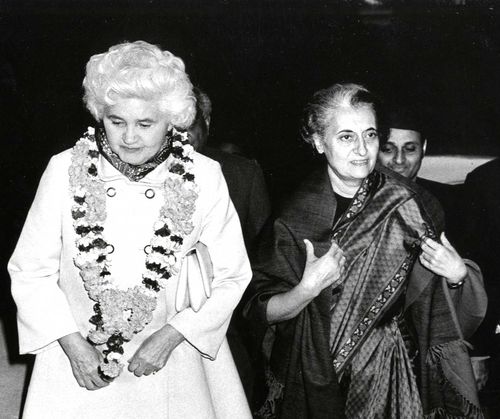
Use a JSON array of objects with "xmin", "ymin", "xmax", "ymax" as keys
[
  {"xmin": 202, "ymin": 146, "xmax": 262, "ymax": 177},
  {"xmin": 201, "ymin": 146, "xmax": 271, "ymax": 251},
  {"xmin": 416, "ymin": 177, "xmax": 458, "ymax": 197},
  {"xmin": 415, "ymin": 177, "xmax": 462, "ymax": 242},
  {"xmin": 465, "ymin": 157, "xmax": 500, "ymax": 184}
]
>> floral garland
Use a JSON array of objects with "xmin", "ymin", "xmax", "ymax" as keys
[{"xmin": 68, "ymin": 126, "xmax": 198, "ymax": 379}]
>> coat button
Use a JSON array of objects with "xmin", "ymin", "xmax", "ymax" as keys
[
  {"xmin": 145, "ymin": 188, "xmax": 155, "ymax": 199},
  {"xmin": 106, "ymin": 187, "xmax": 116, "ymax": 197}
]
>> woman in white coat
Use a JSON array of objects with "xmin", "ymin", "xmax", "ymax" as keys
[{"xmin": 8, "ymin": 41, "xmax": 252, "ymax": 419}]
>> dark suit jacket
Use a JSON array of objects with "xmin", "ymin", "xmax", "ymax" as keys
[
  {"xmin": 415, "ymin": 177, "xmax": 462, "ymax": 243},
  {"xmin": 202, "ymin": 147, "xmax": 271, "ymax": 254},
  {"xmin": 461, "ymin": 158, "xmax": 500, "ymax": 357}
]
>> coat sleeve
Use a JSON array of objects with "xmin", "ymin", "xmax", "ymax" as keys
[
  {"xmin": 242, "ymin": 215, "xmax": 307, "ymax": 345},
  {"xmin": 168, "ymin": 166, "xmax": 251, "ymax": 360},
  {"xmin": 8, "ymin": 154, "xmax": 79, "ymax": 354},
  {"xmin": 448, "ymin": 259, "xmax": 487, "ymax": 340}
]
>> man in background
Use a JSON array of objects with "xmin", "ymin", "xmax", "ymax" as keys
[
  {"xmin": 188, "ymin": 87, "xmax": 271, "ymax": 252},
  {"xmin": 377, "ymin": 108, "xmax": 459, "ymax": 239},
  {"xmin": 461, "ymin": 158, "xmax": 500, "ymax": 415},
  {"xmin": 188, "ymin": 87, "xmax": 271, "ymax": 408}
]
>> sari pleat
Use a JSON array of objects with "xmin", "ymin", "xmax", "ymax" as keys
[{"xmin": 345, "ymin": 319, "xmax": 423, "ymax": 419}]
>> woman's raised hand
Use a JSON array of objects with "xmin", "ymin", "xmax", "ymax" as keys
[
  {"xmin": 419, "ymin": 232, "xmax": 467, "ymax": 285},
  {"xmin": 298, "ymin": 239, "xmax": 346, "ymax": 298},
  {"xmin": 266, "ymin": 239, "xmax": 346, "ymax": 323},
  {"xmin": 128, "ymin": 324, "xmax": 184, "ymax": 377},
  {"xmin": 58, "ymin": 332, "xmax": 110, "ymax": 391}
]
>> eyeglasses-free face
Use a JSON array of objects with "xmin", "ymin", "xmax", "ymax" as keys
[{"xmin": 314, "ymin": 105, "xmax": 379, "ymax": 190}]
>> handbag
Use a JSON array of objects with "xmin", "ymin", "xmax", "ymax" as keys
[{"xmin": 175, "ymin": 242, "xmax": 214, "ymax": 312}]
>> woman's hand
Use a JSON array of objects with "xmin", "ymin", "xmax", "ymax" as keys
[
  {"xmin": 298, "ymin": 239, "xmax": 346, "ymax": 298},
  {"xmin": 128, "ymin": 324, "xmax": 185, "ymax": 377},
  {"xmin": 419, "ymin": 232, "xmax": 467, "ymax": 285},
  {"xmin": 58, "ymin": 332, "xmax": 110, "ymax": 391},
  {"xmin": 266, "ymin": 239, "xmax": 345, "ymax": 324}
]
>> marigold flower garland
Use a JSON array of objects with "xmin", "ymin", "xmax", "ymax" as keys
[{"xmin": 69, "ymin": 127, "xmax": 197, "ymax": 379}]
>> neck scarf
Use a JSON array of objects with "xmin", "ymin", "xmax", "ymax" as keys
[{"xmin": 96, "ymin": 127, "xmax": 175, "ymax": 182}]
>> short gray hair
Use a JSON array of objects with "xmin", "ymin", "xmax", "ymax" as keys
[{"xmin": 300, "ymin": 83, "xmax": 380, "ymax": 146}]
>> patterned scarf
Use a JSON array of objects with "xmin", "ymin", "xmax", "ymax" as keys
[
  {"xmin": 246, "ymin": 166, "xmax": 482, "ymax": 419},
  {"xmin": 328, "ymin": 169, "xmax": 481, "ymax": 418},
  {"xmin": 329, "ymin": 170, "xmax": 428, "ymax": 373},
  {"xmin": 96, "ymin": 127, "xmax": 174, "ymax": 182}
]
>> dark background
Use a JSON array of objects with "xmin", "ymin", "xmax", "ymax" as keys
[{"xmin": 1, "ymin": 0, "xmax": 500, "ymax": 347}]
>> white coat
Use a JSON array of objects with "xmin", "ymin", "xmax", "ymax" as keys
[{"xmin": 8, "ymin": 148, "xmax": 252, "ymax": 419}]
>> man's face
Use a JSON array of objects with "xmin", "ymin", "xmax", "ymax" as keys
[
  {"xmin": 187, "ymin": 112, "xmax": 209, "ymax": 152},
  {"xmin": 378, "ymin": 128, "xmax": 425, "ymax": 180}
]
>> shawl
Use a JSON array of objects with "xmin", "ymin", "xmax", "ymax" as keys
[{"xmin": 244, "ymin": 165, "xmax": 483, "ymax": 419}]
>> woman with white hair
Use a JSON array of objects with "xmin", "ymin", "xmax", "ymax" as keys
[
  {"xmin": 245, "ymin": 83, "xmax": 485, "ymax": 419},
  {"xmin": 9, "ymin": 41, "xmax": 251, "ymax": 418}
]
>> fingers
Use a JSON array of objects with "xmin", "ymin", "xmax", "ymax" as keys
[
  {"xmin": 66, "ymin": 344, "xmax": 110, "ymax": 390},
  {"xmin": 74, "ymin": 369, "xmax": 109, "ymax": 390},
  {"xmin": 421, "ymin": 237, "xmax": 439, "ymax": 251},
  {"xmin": 420, "ymin": 251, "xmax": 438, "ymax": 269},
  {"xmin": 419, "ymin": 253, "xmax": 431, "ymax": 267},
  {"xmin": 326, "ymin": 240, "xmax": 341, "ymax": 256},
  {"xmin": 419, "ymin": 253, "xmax": 437, "ymax": 274},
  {"xmin": 423, "ymin": 234, "xmax": 456, "ymax": 255},
  {"xmin": 128, "ymin": 360, "xmax": 146, "ymax": 377},
  {"xmin": 88, "ymin": 375, "xmax": 110, "ymax": 390},
  {"xmin": 128, "ymin": 357, "xmax": 142, "ymax": 375},
  {"xmin": 129, "ymin": 363, "xmax": 159, "ymax": 377},
  {"xmin": 420, "ymin": 247, "xmax": 441, "ymax": 270},
  {"xmin": 419, "ymin": 252, "xmax": 447, "ymax": 278},
  {"xmin": 143, "ymin": 368, "xmax": 157, "ymax": 376},
  {"xmin": 330, "ymin": 273, "xmax": 347, "ymax": 290},
  {"xmin": 303, "ymin": 239, "xmax": 315, "ymax": 262},
  {"xmin": 128, "ymin": 357, "xmax": 160, "ymax": 377},
  {"xmin": 73, "ymin": 374, "xmax": 87, "ymax": 389},
  {"xmin": 421, "ymin": 238, "xmax": 447, "ymax": 263},
  {"xmin": 304, "ymin": 239, "xmax": 342, "ymax": 260},
  {"xmin": 327, "ymin": 251, "xmax": 346, "ymax": 284}
]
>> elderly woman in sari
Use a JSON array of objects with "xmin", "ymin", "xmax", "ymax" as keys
[
  {"xmin": 8, "ymin": 41, "xmax": 251, "ymax": 418},
  {"xmin": 245, "ymin": 83, "xmax": 486, "ymax": 419}
]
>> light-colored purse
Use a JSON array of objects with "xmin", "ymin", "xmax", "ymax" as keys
[{"xmin": 175, "ymin": 242, "xmax": 214, "ymax": 312}]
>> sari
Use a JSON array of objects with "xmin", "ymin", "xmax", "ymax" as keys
[{"xmin": 245, "ymin": 165, "xmax": 484, "ymax": 419}]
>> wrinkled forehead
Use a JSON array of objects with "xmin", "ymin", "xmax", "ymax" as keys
[{"xmin": 387, "ymin": 128, "xmax": 423, "ymax": 147}]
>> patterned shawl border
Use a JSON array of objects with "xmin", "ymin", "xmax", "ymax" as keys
[
  {"xmin": 329, "ymin": 169, "xmax": 421, "ymax": 374},
  {"xmin": 331, "ymin": 171, "xmax": 377, "ymax": 243},
  {"xmin": 333, "ymin": 252, "xmax": 416, "ymax": 373}
]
